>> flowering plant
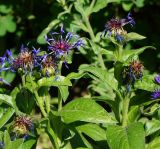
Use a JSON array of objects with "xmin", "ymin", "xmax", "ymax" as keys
[{"xmin": 0, "ymin": 1, "xmax": 160, "ymax": 149}]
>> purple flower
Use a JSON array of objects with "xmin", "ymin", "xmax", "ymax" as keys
[
  {"xmin": 101, "ymin": 13, "xmax": 135, "ymax": 42},
  {"xmin": 154, "ymin": 75, "xmax": 160, "ymax": 84},
  {"xmin": 123, "ymin": 60, "xmax": 143, "ymax": 92},
  {"xmin": 45, "ymin": 26, "xmax": 84, "ymax": 56},
  {"xmin": 151, "ymin": 89, "xmax": 160, "ymax": 99},
  {"xmin": 41, "ymin": 55, "xmax": 57, "ymax": 77},
  {"xmin": 8, "ymin": 45, "xmax": 40, "ymax": 74}
]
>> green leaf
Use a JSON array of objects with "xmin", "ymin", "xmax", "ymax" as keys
[
  {"xmin": 38, "ymin": 76, "xmax": 72, "ymax": 87},
  {"xmin": 66, "ymin": 72, "xmax": 85, "ymax": 80},
  {"xmin": 4, "ymin": 130, "xmax": 11, "ymax": 148},
  {"xmin": 128, "ymin": 106, "xmax": 140, "ymax": 123},
  {"xmin": 122, "ymin": 2, "xmax": 133, "ymax": 11},
  {"xmin": 19, "ymin": 139, "xmax": 36, "ymax": 149},
  {"xmin": 134, "ymin": 0, "xmax": 145, "ymax": 7},
  {"xmin": 58, "ymin": 86, "xmax": 69, "ymax": 102},
  {"xmin": 37, "ymin": 19, "xmax": 60, "ymax": 44},
  {"xmin": 123, "ymin": 46, "xmax": 155, "ymax": 62},
  {"xmin": 90, "ymin": 0, "xmax": 120, "ymax": 15},
  {"xmin": 60, "ymin": 98, "xmax": 116, "ymax": 124},
  {"xmin": 0, "ymin": 5, "xmax": 12, "ymax": 14},
  {"xmin": 5, "ymin": 15, "xmax": 16, "ymax": 32},
  {"xmin": 145, "ymin": 120, "xmax": 160, "ymax": 136},
  {"xmin": 0, "ymin": 94, "xmax": 14, "ymax": 107},
  {"xmin": 135, "ymin": 74, "xmax": 159, "ymax": 91},
  {"xmin": 0, "ymin": 107, "xmax": 14, "ymax": 128},
  {"xmin": 11, "ymin": 139, "xmax": 24, "ymax": 149},
  {"xmin": 125, "ymin": 32, "xmax": 146, "ymax": 41},
  {"xmin": 79, "ymin": 65, "xmax": 118, "ymax": 91},
  {"xmin": 106, "ymin": 123, "xmax": 145, "ymax": 149},
  {"xmin": 76, "ymin": 123, "xmax": 107, "ymax": 141},
  {"xmin": 147, "ymin": 136, "xmax": 160, "ymax": 149}
]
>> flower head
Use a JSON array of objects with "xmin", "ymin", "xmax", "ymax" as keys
[
  {"xmin": 123, "ymin": 60, "xmax": 143, "ymax": 91},
  {"xmin": 41, "ymin": 55, "xmax": 57, "ymax": 77},
  {"xmin": 45, "ymin": 26, "xmax": 83, "ymax": 56},
  {"xmin": 154, "ymin": 74, "xmax": 160, "ymax": 84},
  {"xmin": 12, "ymin": 116, "xmax": 33, "ymax": 137},
  {"xmin": 7, "ymin": 45, "xmax": 40, "ymax": 74},
  {"xmin": 151, "ymin": 89, "xmax": 160, "ymax": 99},
  {"xmin": 101, "ymin": 13, "xmax": 135, "ymax": 42}
]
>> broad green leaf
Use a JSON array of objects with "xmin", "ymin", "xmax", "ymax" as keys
[
  {"xmin": 0, "ymin": 94, "xmax": 14, "ymax": 107},
  {"xmin": 134, "ymin": 0, "xmax": 145, "ymax": 7},
  {"xmin": 37, "ymin": 19, "xmax": 60, "ymax": 44},
  {"xmin": 66, "ymin": 72, "xmax": 85, "ymax": 80},
  {"xmin": 106, "ymin": 123, "xmax": 145, "ymax": 149},
  {"xmin": 19, "ymin": 139, "xmax": 36, "ymax": 149},
  {"xmin": 60, "ymin": 98, "xmax": 116, "ymax": 124},
  {"xmin": 122, "ymin": 2, "xmax": 133, "ymax": 11},
  {"xmin": 123, "ymin": 46, "xmax": 155, "ymax": 62},
  {"xmin": 145, "ymin": 120, "xmax": 160, "ymax": 136},
  {"xmin": 0, "ymin": 5, "xmax": 12, "ymax": 14},
  {"xmin": 147, "ymin": 136, "xmax": 160, "ymax": 149},
  {"xmin": 135, "ymin": 74, "xmax": 159, "ymax": 91},
  {"xmin": 38, "ymin": 76, "xmax": 72, "ymax": 87},
  {"xmin": 89, "ymin": 0, "xmax": 120, "ymax": 15},
  {"xmin": 58, "ymin": 86, "xmax": 69, "ymax": 102},
  {"xmin": 11, "ymin": 139, "xmax": 24, "ymax": 149},
  {"xmin": 76, "ymin": 123, "xmax": 106, "ymax": 141},
  {"xmin": 4, "ymin": 131, "xmax": 24, "ymax": 149},
  {"xmin": 5, "ymin": 15, "xmax": 16, "ymax": 32},
  {"xmin": 0, "ymin": 107, "xmax": 14, "ymax": 128},
  {"xmin": 100, "ymin": 49, "xmax": 114, "ymax": 59},
  {"xmin": 0, "ymin": 16, "xmax": 7, "ymax": 36},
  {"xmin": 4, "ymin": 130, "xmax": 11, "ymax": 149},
  {"xmin": 125, "ymin": 32, "xmax": 146, "ymax": 41},
  {"xmin": 79, "ymin": 65, "xmax": 117, "ymax": 91},
  {"xmin": 128, "ymin": 106, "xmax": 140, "ymax": 123}
]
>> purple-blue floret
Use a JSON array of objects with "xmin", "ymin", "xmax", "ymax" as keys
[
  {"xmin": 154, "ymin": 75, "xmax": 160, "ymax": 84},
  {"xmin": 45, "ymin": 26, "xmax": 84, "ymax": 56},
  {"xmin": 151, "ymin": 89, "xmax": 160, "ymax": 99}
]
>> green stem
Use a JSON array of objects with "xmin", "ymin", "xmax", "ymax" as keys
[
  {"xmin": 45, "ymin": 94, "xmax": 50, "ymax": 114},
  {"xmin": 47, "ymin": 127, "xmax": 60, "ymax": 149},
  {"xmin": 58, "ymin": 90, "xmax": 62, "ymax": 111},
  {"xmin": 82, "ymin": 12, "xmax": 95, "ymax": 40},
  {"xmin": 29, "ymin": 75, "xmax": 47, "ymax": 117},
  {"xmin": 57, "ymin": 61, "xmax": 63, "ymax": 111},
  {"xmin": 122, "ymin": 95, "xmax": 130, "ymax": 126},
  {"xmin": 21, "ymin": 75, "xmax": 26, "ymax": 87}
]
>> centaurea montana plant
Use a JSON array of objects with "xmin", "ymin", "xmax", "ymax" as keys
[{"xmin": 0, "ymin": 2, "xmax": 159, "ymax": 148}]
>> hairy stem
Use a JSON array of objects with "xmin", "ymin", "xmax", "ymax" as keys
[
  {"xmin": 122, "ymin": 95, "xmax": 130, "ymax": 126},
  {"xmin": 29, "ymin": 74, "xmax": 47, "ymax": 117}
]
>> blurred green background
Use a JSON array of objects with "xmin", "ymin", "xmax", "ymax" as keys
[{"xmin": 0, "ymin": 0, "xmax": 160, "ymax": 84}]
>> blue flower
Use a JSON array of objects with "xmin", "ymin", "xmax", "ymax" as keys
[
  {"xmin": 101, "ymin": 13, "xmax": 135, "ymax": 42},
  {"xmin": 123, "ymin": 60, "xmax": 143, "ymax": 92},
  {"xmin": 45, "ymin": 26, "xmax": 84, "ymax": 56},
  {"xmin": 6, "ymin": 45, "xmax": 40, "ymax": 74},
  {"xmin": 154, "ymin": 74, "xmax": 160, "ymax": 84},
  {"xmin": 151, "ymin": 89, "xmax": 160, "ymax": 99}
]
